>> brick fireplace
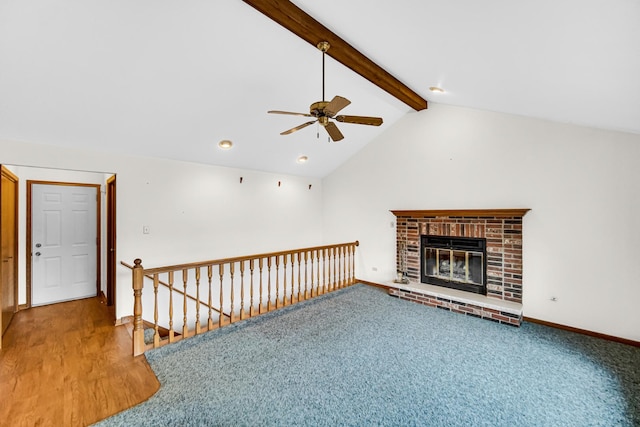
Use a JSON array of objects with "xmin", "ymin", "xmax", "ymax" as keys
[{"xmin": 389, "ymin": 209, "xmax": 529, "ymax": 326}]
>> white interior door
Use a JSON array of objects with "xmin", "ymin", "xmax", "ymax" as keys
[{"xmin": 31, "ymin": 184, "xmax": 98, "ymax": 306}]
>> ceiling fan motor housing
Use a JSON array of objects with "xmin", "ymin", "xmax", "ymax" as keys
[{"xmin": 310, "ymin": 101, "xmax": 329, "ymax": 117}]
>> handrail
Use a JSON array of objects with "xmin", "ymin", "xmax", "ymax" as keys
[
  {"xmin": 141, "ymin": 241, "xmax": 359, "ymax": 275},
  {"xmin": 121, "ymin": 261, "xmax": 230, "ymax": 319}
]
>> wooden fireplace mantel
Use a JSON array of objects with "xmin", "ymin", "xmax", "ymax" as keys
[{"xmin": 390, "ymin": 209, "xmax": 530, "ymax": 218}]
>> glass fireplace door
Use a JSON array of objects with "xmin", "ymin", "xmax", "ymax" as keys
[{"xmin": 424, "ymin": 248, "xmax": 484, "ymax": 286}]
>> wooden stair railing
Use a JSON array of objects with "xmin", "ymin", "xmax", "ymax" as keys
[
  {"xmin": 121, "ymin": 261, "xmax": 231, "ymax": 319},
  {"xmin": 125, "ymin": 241, "xmax": 359, "ymax": 356}
]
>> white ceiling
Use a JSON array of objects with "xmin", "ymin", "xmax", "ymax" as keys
[{"xmin": 1, "ymin": 0, "xmax": 639, "ymax": 178}]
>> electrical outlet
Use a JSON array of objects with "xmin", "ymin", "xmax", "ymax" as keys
[
  {"xmin": 143, "ymin": 226, "xmax": 150, "ymax": 234},
  {"xmin": 372, "ymin": 267, "xmax": 378, "ymax": 272}
]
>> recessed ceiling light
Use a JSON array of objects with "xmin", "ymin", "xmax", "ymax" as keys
[
  {"xmin": 297, "ymin": 155, "xmax": 309, "ymax": 164},
  {"xmin": 218, "ymin": 140, "xmax": 233, "ymax": 150},
  {"xmin": 429, "ymin": 86, "xmax": 445, "ymax": 93}
]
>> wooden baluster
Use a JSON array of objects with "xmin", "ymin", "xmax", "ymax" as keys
[
  {"xmin": 345, "ymin": 245, "xmax": 353, "ymax": 286},
  {"xmin": 290, "ymin": 252, "xmax": 295, "ymax": 304},
  {"xmin": 283, "ymin": 254, "xmax": 289, "ymax": 307},
  {"xmin": 219, "ymin": 264, "xmax": 225, "ymax": 327},
  {"xmin": 207, "ymin": 266, "xmax": 214, "ymax": 330},
  {"xmin": 195, "ymin": 267, "xmax": 201, "ymax": 334},
  {"xmin": 350, "ymin": 243, "xmax": 356, "ymax": 285},
  {"xmin": 259, "ymin": 258, "xmax": 265, "ymax": 314},
  {"xmin": 325, "ymin": 249, "xmax": 329, "ymax": 293},
  {"xmin": 315, "ymin": 250, "xmax": 321, "ymax": 296},
  {"xmin": 153, "ymin": 274, "xmax": 160, "ymax": 347},
  {"xmin": 345, "ymin": 244, "xmax": 350, "ymax": 286},
  {"xmin": 335, "ymin": 247, "xmax": 340, "ymax": 290},
  {"xmin": 168, "ymin": 271, "xmax": 175, "ymax": 342},
  {"xmin": 336, "ymin": 247, "xmax": 341, "ymax": 290},
  {"xmin": 340, "ymin": 246, "xmax": 347, "ymax": 288},
  {"xmin": 344, "ymin": 245, "xmax": 349, "ymax": 286},
  {"xmin": 304, "ymin": 251, "xmax": 310, "ymax": 300},
  {"xmin": 333, "ymin": 248, "xmax": 340, "ymax": 290},
  {"xmin": 132, "ymin": 259, "xmax": 145, "ymax": 356},
  {"xmin": 229, "ymin": 262, "xmax": 235, "ymax": 323},
  {"xmin": 275, "ymin": 255, "xmax": 281, "ymax": 309},
  {"xmin": 345, "ymin": 245, "xmax": 349, "ymax": 286},
  {"xmin": 326, "ymin": 248, "xmax": 332, "ymax": 292},
  {"xmin": 297, "ymin": 252, "xmax": 302, "ymax": 302},
  {"xmin": 354, "ymin": 241, "xmax": 359, "ymax": 284},
  {"xmin": 267, "ymin": 256, "xmax": 272, "ymax": 311},
  {"xmin": 337, "ymin": 247, "xmax": 342, "ymax": 290},
  {"xmin": 336, "ymin": 246, "xmax": 341, "ymax": 289},
  {"xmin": 329, "ymin": 248, "xmax": 336, "ymax": 292},
  {"xmin": 310, "ymin": 250, "xmax": 315, "ymax": 298},
  {"xmin": 182, "ymin": 269, "xmax": 189, "ymax": 338},
  {"xmin": 322, "ymin": 248, "xmax": 328, "ymax": 294},
  {"xmin": 240, "ymin": 260, "xmax": 246, "ymax": 320},
  {"xmin": 325, "ymin": 248, "xmax": 330, "ymax": 293},
  {"xmin": 332, "ymin": 247, "xmax": 337, "ymax": 291},
  {"xmin": 249, "ymin": 259, "xmax": 256, "ymax": 317}
]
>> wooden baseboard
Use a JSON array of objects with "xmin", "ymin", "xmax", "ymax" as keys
[
  {"xmin": 115, "ymin": 315, "xmax": 133, "ymax": 326},
  {"xmin": 355, "ymin": 278, "xmax": 391, "ymax": 291},
  {"xmin": 523, "ymin": 317, "xmax": 640, "ymax": 348}
]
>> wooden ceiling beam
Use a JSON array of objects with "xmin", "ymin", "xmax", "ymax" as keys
[{"xmin": 242, "ymin": 0, "xmax": 428, "ymax": 111}]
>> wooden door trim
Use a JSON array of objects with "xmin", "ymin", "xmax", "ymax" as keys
[
  {"xmin": 26, "ymin": 180, "xmax": 102, "ymax": 308},
  {"xmin": 1, "ymin": 165, "xmax": 19, "ymax": 343},
  {"xmin": 106, "ymin": 175, "xmax": 116, "ymax": 306}
]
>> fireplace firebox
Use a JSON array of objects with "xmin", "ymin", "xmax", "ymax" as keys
[{"xmin": 421, "ymin": 235, "xmax": 487, "ymax": 295}]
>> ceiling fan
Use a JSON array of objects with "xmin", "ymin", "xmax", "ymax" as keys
[{"xmin": 268, "ymin": 41, "xmax": 383, "ymax": 142}]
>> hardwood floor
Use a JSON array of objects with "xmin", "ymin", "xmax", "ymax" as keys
[{"xmin": 0, "ymin": 296, "xmax": 160, "ymax": 426}]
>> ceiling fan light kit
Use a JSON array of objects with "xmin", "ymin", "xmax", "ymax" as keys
[{"xmin": 268, "ymin": 41, "xmax": 383, "ymax": 142}]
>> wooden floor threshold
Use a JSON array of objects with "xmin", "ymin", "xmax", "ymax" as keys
[{"xmin": 0, "ymin": 297, "xmax": 160, "ymax": 426}]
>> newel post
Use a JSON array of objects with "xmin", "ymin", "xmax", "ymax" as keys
[{"xmin": 132, "ymin": 258, "xmax": 145, "ymax": 356}]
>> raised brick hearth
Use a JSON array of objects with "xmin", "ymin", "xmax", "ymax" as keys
[{"xmin": 389, "ymin": 209, "xmax": 529, "ymax": 326}]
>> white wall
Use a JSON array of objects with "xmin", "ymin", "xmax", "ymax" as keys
[
  {"xmin": 1, "ymin": 139, "xmax": 323, "ymax": 319},
  {"xmin": 322, "ymin": 103, "xmax": 640, "ymax": 342}
]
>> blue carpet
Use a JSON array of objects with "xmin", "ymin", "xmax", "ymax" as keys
[{"xmin": 95, "ymin": 284, "xmax": 640, "ymax": 426}]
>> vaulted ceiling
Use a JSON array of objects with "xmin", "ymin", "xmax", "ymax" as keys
[{"xmin": 1, "ymin": 0, "xmax": 638, "ymax": 178}]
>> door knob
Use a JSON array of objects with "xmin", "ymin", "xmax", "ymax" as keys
[
  {"xmin": 36, "ymin": 243, "xmax": 42, "ymax": 248},
  {"xmin": 35, "ymin": 252, "xmax": 41, "ymax": 257}
]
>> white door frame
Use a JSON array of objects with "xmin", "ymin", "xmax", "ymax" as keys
[{"xmin": 26, "ymin": 180, "xmax": 101, "ymax": 307}]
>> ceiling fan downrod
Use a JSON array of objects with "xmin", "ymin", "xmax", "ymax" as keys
[{"xmin": 317, "ymin": 41, "xmax": 330, "ymax": 102}]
